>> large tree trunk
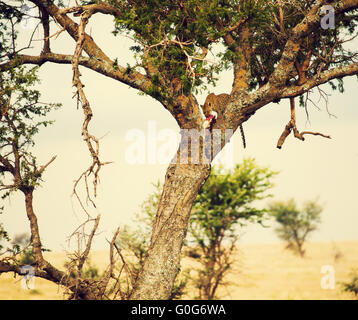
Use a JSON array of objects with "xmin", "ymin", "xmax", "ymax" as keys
[{"xmin": 130, "ymin": 162, "xmax": 211, "ymax": 300}]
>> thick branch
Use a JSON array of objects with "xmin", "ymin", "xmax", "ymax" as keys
[
  {"xmin": 0, "ymin": 52, "xmax": 151, "ymax": 94},
  {"xmin": 23, "ymin": 190, "xmax": 44, "ymax": 264},
  {"xmin": 39, "ymin": 6, "xmax": 50, "ymax": 54},
  {"xmin": 229, "ymin": 60, "xmax": 358, "ymax": 129},
  {"xmin": 27, "ymin": 0, "xmax": 153, "ymax": 94},
  {"xmin": 280, "ymin": 62, "xmax": 358, "ymax": 98},
  {"xmin": 231, "ymin": 25, "xmax": 252, "ymax": 94},
  {"xmin": 36, "ymin": 155, "xmax": 56, "ymax": 176},
  {"xmin": 218, "ymin": 16, "xmax": 251, "ymax": 94},
  {"xmin": 57, "ymin": 2, "xmax": 122, "ymax": 17}
]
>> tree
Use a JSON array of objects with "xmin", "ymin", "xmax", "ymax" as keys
[
  {"xmin": 189, "ymin": 159, "xmax": 276, "ymax": 299},
  {"xmin": 0, "ymin": 65, "xmax": 59, "ymax": 260},
  {"xmin": 122, "ymin": 159, "xmax": 276, "ymax": 299},
  {"xmin": 116, "ymin": 182, "xmax": 190, "ymax": 300},
  {"xmin": 1, "ymin": 0, "xmax": 358, "ymax": 299},
  {"xmin": 268, "ymin": 199, "xmax": 322, "ymax": 257},
  {"xmin": 0, "ymin": 65, "xmax": 113, "ymax": 300},
  {"xmin": 0, "ymin": 66, "xmax": 78, "ymax": 291}
]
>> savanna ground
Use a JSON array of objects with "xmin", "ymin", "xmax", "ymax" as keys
[{"xmin": 1, "ymin": 241, "xmax": 357, "ymax": 300}]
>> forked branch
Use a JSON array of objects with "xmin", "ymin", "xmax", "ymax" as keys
[
  {"xmin": 71, "ymin": 10, "xmax": 112, "ymax": 213},
  {"xmin": 277, "ymin": 97, "xmax": 331, "ymax": 149}
]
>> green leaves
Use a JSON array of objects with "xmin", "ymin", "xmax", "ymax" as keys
[
  {"xmin": 0, "ymin": 66, "xmax": 61, "ymax": 195},
  {"xmin": 110, "ymin": 0, "xmax": 274, "ymax": 91},
  {"xmin": 108, "ymin": 1, "xmax": 358, "ymax": 96},
  {"xmin": 190, "ymin": 158, "xmax": 276, "ymax": 246},
  {"xmin": 130, "ymin": 158, "xmax": 276, "ymax": 299},
  {"xmin": 186, "ymin": 158, "xmax": 277, "ymax": 299}
]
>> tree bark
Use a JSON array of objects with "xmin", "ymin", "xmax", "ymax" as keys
[
  {"xmin": 130, "ymin": 162, "xmax": 211, "ymax": 300},
  {"xmin": 23, "ymin": 188, "xmax": 45, "ymax": 264}
]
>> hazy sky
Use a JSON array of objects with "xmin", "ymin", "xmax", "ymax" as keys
[{"xmin": 1, "ymin": 13, "xmax": 358, "ymax": 251}]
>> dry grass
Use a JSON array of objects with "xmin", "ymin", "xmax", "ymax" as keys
[{"xmin": 0, "ymin": 241, "xmax": 357, "ymax": 300}]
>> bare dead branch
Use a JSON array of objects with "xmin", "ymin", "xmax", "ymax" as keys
[
  {"xmin": 277, "ymin": 122, "xmax": 293, "ymax": 149},
  {"xmin": 277, "ymin": 97, "xmax": 331, "ymax": 149},
  {"xmin": 77, "ymin": 214, "xmax": 100, "ymax": 275},
  {"xmin": 36, "ymin": 155, "xmax": 57, "ymax": 175},
  {"xmin": 298, "ymin": 131, "xmax": 332, "ymax": 140},
  {"xmin": 69, "ymin": 10, "xmax": 113, "ymax": 220},
  {"xmin": 114, "ymin": 242, "xmax": 136, "ymax": 291},
  {"xmin": 108, "ymin": 228, "xmax": 120, "ymax": 279}
]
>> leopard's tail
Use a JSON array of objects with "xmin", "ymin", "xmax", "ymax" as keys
[{"xmin": 240, "ymin": 124, "xmax": 246, "ymax": 149}]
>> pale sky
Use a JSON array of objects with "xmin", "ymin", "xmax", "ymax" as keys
[{"xmin": 1, "ymin": 14, "xmax": 358, "ymax": 251}]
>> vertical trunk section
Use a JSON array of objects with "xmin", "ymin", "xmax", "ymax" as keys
[
  {"xmin": 24, "ymin": 189, "xmax": 44, "ymax": 264},
  {"xmin": 130, "ymin": 163, "xmax": 211, "ymax": 300}
]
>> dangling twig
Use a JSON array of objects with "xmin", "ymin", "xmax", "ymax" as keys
[{"xmin": 277, "ymin": 97, "xmax": 331, "ymax": 149}]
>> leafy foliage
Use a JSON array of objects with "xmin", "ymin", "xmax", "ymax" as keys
[
  {"xmin": 0, "ymin": 0, "xmax": 357, "ymax": 300},
  {"xmin": 191, "ymin": 159, "xmax": 276, "ymax": 245},
  {"xmin": 107, "ymin": 0, "xmax": 358, "ymax": 97},
  {"xmin": 189, "ymin": 159, "xmax": 276, "ymax": 299},
  {"xmin": 268, "ymin": 198, "xmax": 322, "ymax": 257},
  {"xmin": 0, "ymin": 65, "xmax": 60, "ymax": 196},
  {"xmin": 110, "ymin": 0, "xmax": 274, "ymax": 94},
  {"xmin": 0, "ymin": 1, "xmax": 25, "ymax": 64},
  {"xmin": 0, "ymin": 57, "xmax": 58, "ymax": 271}
]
